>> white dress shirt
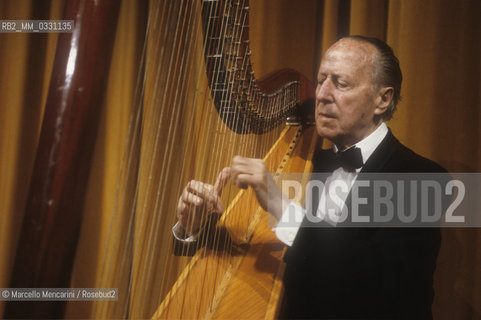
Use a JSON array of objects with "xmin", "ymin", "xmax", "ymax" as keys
[{"xmin": 274, "ymin": 123, "xmax": 389, "ymax": 246}]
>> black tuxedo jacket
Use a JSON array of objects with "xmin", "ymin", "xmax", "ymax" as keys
[{"xmin": 281, "ymin": 130, "xmax": 446, "ymax": 319}]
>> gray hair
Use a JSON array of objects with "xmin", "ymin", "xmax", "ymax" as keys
[{"xmin": 343, "ymin": 35, "xmax": 402, "ymax": 120}]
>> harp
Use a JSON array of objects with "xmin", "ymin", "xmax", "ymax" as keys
[{"xmin": 5, "ymin": 0, "xmax": 317, "ymax": 318}]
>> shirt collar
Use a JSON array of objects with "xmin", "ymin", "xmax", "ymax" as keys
[{"xmin": 333, "ymin": 122, "xmax": 388, "ymax": 165}]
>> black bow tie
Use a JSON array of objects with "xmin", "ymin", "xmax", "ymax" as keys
[{"xmin": 332, "ymin": 147, "xmax": 363, "ymax": 171}]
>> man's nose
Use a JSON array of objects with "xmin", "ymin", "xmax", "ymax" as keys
[{"xmin": 316, "ymin": 79, "xmax": 334, "ymax": 103}]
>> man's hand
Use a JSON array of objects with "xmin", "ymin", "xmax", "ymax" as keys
[
  {"xmin": 176, "ymin": 168, "xmax": 230, "ymax": 236},
  {"xmin": 230, "ymin": 156, "xmax": 289, "ymax": 220}
]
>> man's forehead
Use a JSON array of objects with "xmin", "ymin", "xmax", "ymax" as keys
[
  {"xmin": 331, "ymin": 38, "xmax": 376, "ymax": 51},
  {"xmin": 319, "ymin": 39, "xmax": 377, "ymax": 74}
]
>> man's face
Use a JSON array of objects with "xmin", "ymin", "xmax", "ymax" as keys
[{"xmin": 316, "ymin": 39, "xmax": 384, "ymax": 149}]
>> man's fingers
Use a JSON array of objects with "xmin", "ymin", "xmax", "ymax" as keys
[
  {"xmin": 181, "ymin": 179, "xmax": 224, "ymax": 212},
  {"xmin": 214, "ymin": 167, "xmax": 231, "ymax": 196},
  {"xmin": 231, "ymin": 156, "xmax": 266, "ymax": 177},
  {"xmin": 187, "ymin": 180, "xmax": 213, "ymax": 197},
  {"xmin": 181, "ymin": 190, "xmax": 203, "ymax": 206},
  {"xmin": 231, "ymin": 156, "xmax": 253, "ymax": 189},
  {"xmin": 231, "ymin": 156, "xmax": 255, "ymax": 173},
  {"xmin": 233, "ymin": 173, "xmax": 254, "ymax": 189}
]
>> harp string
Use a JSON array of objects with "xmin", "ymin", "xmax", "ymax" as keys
[
  {"xmin": 126, "ymin": 0, "xmax": 175, "ymax": 316},
  {"xmin": 113, "ymin": 0, "xmax": 168, "ymax": 317},
  {"xmin": 182, "ymin": 1, "xmax": 233, "ymax": 318},
  {"xmin": 211, "ymin": 0, "xmax": 249, "ymax": 294},
  {"xmin": 154, "ymin": 0, "xmax": 207, "ymax": 313},
  {"xmin": 205, "ymin": 2, "xmax": 269, "ymax": 317},
  {"xmin": 207, "ymin": 3, "xmax": 241, "ymax": 315},
  {"xmin": 90, "ymin": 0, "xmax": 159, "ymax": 318},
  {"xmin": 133, "ymin": 0, "xmax": 204, "ymax": 318},
  {"xmin": 134, "ymin": 3, "xmax": 215, "ymax": 318},
  {"xmin": 156, "ymin": 1, "xmax": 230, "ymax": 318},
  {"xmin": 98, "ymin": 0, "xmax": 188, "ymax": 317},
  {"xmin": 175, "ymin": 1, "xmax": 249, "ymax": 318},
  {"xmin": 196, "ymin": 2, "xmax": 269, "ymax": 318}
]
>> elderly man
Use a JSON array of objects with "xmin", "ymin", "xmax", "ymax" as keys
[{"xmin": 175, "ymin": 36, "xmax": 444, "ymax": 319}]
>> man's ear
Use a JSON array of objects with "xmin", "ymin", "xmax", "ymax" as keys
[{"xmin": 374, "ymin": 87, "xmax": 394, "ymax": 116}]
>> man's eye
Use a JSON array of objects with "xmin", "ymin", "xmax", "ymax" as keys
[{"xmin": 337, "ymin": 81, "xmax": 348, "ymax": 88}]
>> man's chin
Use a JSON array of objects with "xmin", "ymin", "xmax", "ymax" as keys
[{"xmin": 316, "ymin": 125, "xmax": 338, "ymax": 140}]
